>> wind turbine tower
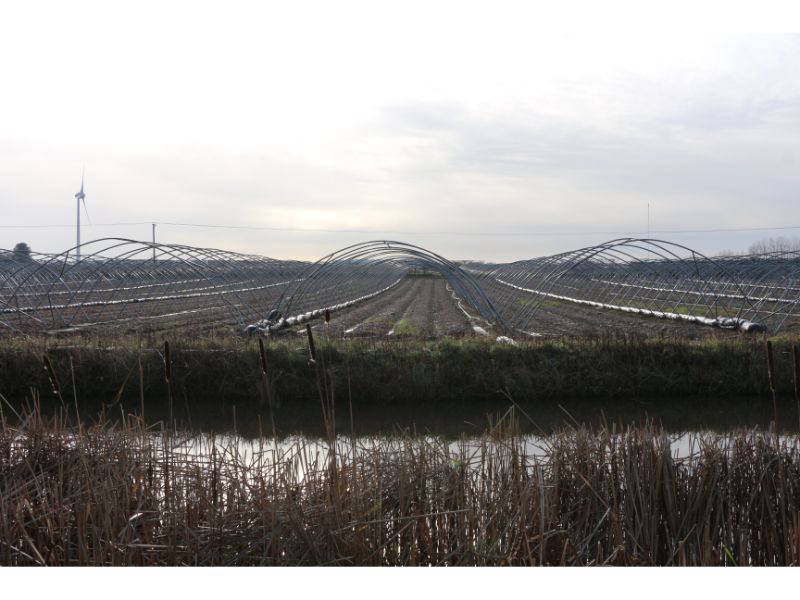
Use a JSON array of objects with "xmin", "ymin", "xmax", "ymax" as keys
[{"xmin": 75, "ymin": 171, "xmax": 86, "ymax": 262}]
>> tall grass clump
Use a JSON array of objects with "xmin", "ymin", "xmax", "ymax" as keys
[{"xmin": 1, "ymin": 402, "xmax": 799, "ymax": 566}]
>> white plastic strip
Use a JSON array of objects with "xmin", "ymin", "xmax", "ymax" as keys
[{"xmin": 496, "ymin": 278, "xmax": 765, "ymax": 333}]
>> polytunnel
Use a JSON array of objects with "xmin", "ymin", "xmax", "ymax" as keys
[
  {"xmin": 0, "ymin": 238, "xmax": 307, "ymax": 335},
  {"xmin": 246, "ymin": 240, "xmax": 506, "ymax": 334},
  {"xmin": 2, "ymin": 237, "xmax": 799, "ymax": 337},
  {"xmin": 468, "ymin": 238, "xmax": 771, "ymax": 334}
]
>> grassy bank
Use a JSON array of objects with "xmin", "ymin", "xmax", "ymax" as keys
[
  {"xmin": 1, "ymin": 333, "xmax": 800, "ymax": 431},
  {"xmin": 2, "ymin": 408, "xmax": 799, "ymax": 566},
  {"xmin": 2, "ymin": 332, "xmax": 798, "ymax": 400}
]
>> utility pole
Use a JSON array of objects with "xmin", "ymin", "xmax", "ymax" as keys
[
  {"xmin": 647, "ymin": 201, "xmax": 650, "ymax": 237},
  {"xmin": 152, "ymin": 223, "xmax": 157, "ymax": 263}
]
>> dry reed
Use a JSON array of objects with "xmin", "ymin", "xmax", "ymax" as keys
[{"xmin": 1, "ymin": 404, "xmax": 799, "ymax": 566}]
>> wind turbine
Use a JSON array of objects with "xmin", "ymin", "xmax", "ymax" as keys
[{"xmin": 74, "ymin": 170, "xmax": 88, "ymax": 261}]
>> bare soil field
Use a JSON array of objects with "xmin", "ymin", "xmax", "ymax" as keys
[
  {"xmin": 527, "ymin": 300, "xmax": 739, "ymax": 339},
  {"xmin": 3, "ymin": 277, "xmax": 295, "ymax": 336},
  {"xmin": 288, "ymin": 276, "xmax": 475, "ymax": 340},
  {"xmin": 479, "ymin": 278, "xmax": 740, "ymax": 340},
  {"xmin": 279, "ymin": 275, "xmax": 739, "ymax": 342},
  {"xmin": 5, "ymin": 272, "xmax": 747, "ymax": 341}
]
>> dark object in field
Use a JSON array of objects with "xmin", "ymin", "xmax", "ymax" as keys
[
  {"xmin": 715, "ymin": 317, "xmax": 765, "ymax": 333},
  {"xmin": 245, "ymin": 309, "xmax": 284, "ymax": 336}
]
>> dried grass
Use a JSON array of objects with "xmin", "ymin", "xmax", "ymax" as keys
[{"xmin": 1, "ymin": 404, "xmax": 799, "ymax": 566}]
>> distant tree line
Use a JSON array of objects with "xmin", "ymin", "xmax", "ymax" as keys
[
  {"xmin": 715, "ymin": 236, "xmax": 800, "ymax": 257},
  {"xmin": 747, "ymin": 236, "xmax": 800, "ymax": 255}
]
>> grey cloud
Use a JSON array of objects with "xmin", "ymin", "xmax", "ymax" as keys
[{"xmin": 368, "ymin": 93, "xmax": 800, "ymax": 214}]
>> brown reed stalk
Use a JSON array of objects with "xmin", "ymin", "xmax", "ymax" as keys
[
  {"xmin": 41, "ymin": 354, "xmax": 64, "ymax": 409},
  {"xmin": 306, "ymin": 324, "xmax": 337, "ymax": 497},
  {"xmin": 138, "ymin": 338, "xmax": 145, "ymax": 421},
  {"xmin": 306, "ymin": 324, "xmax": 317, "ymax": 364},
  {"xmin": 305, "ymin": 324, "xmax": 332, "ymax": 435},
  {"xmin": 257, "ymin": 337, "xmax": 271, "ymax": 407},
  {"xmin": 163, "ymin": 340, "xmax": 173, "ymax": 427},
  {"xmin": 258, "ymin": 337, "xmax": 278, "ymax": 440},
  {"xmin": 793, "ymin": 344, "xmax": 800, "ymax": 430},
  {"xmin": 766, "ymin": 339, "xmax": 777, "ymax": 429},
  {"xmin": 68, "ymin": 354, "xmax": 80, "ymax": 428}
]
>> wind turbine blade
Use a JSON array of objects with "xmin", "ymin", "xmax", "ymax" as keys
[{"xmin": 82, "ymin": 198, "xmax": 92, "ymax": 226}]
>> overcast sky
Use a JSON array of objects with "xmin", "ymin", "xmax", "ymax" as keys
[{"xmin": 1, "ymin": 2, "xmax": 799, "ymax": 261}]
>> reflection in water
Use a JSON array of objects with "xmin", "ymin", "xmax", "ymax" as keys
[
  {"xmin": 30, "ymin": 391, "xmax": 800, "ymax": 438},
  {"xmin": 148, "ymin": 395, "xmax": 800, "ymax": 439},
  {"xmin": 157, "ymin": 430, "xmax": 799, "ymax": 484}
]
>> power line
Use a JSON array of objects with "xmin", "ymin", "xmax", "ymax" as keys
[
  {"xmin": 156, "ymin": 222, "xmax": 800, "ymax": 236},
  {"xmin": 4, "ymin": 220, "xmax": 800, "ymax": 237},
  {"xmin": 0, "ymin": 222, "xmax": 152, "ymax": 229}
]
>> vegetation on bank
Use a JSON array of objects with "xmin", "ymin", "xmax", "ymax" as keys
[
  {"xmin": 1, "ymin": 331, "xmax": 799, "ymax": 434},
  {"xmin": 1, "ymin": 333, "xmax": 798, "ymax": 402}
]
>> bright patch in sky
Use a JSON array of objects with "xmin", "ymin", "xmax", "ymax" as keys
[{"xmin": 1, "ymin": 1, "xmax": 799, "ymax": 260}]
